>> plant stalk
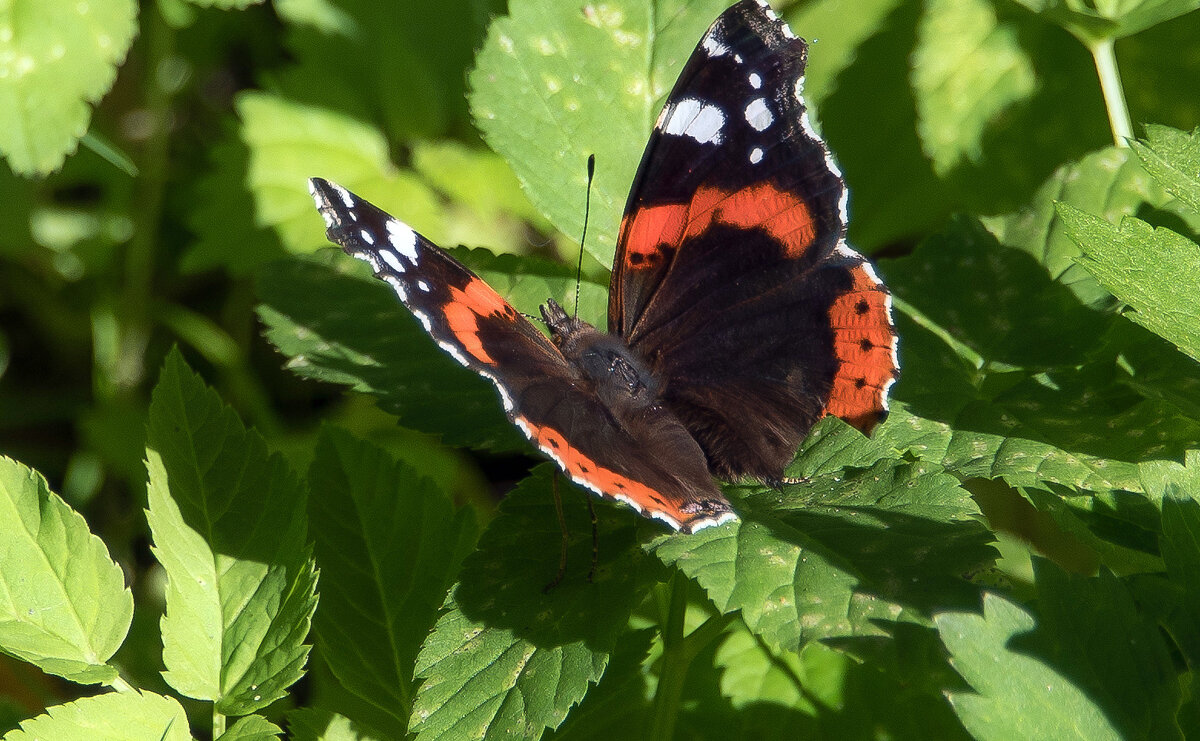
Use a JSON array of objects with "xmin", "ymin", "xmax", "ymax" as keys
[
  {"xmin": 1090, "ymin": 37, "xmax": 1133, "ymax": 147},
  {"xmin": 650, "ymin": 572, "xmax": 691, "ymax": 741}
]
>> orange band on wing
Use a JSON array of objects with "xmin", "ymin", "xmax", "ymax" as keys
[
  {"xmin": 517, "ymin": 416, "xmax": 673, "ymax": 515},
  {"xmin": 824, "ymin": 264, "xmax": 897, "ymax": 431},
  {"xmin": 444, "ymin": 277, "xmax": 518, "ymax": 365},
  {"xmin": 618, "ymin": 182, "xmax": 816, "ymax": 270}
]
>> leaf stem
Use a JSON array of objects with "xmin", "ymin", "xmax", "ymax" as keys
[
  {"xmin": 110, "ymin": 675, "xmax": 136, "ymax": 693},
  {"xmin": 650, "ymin": 571, "xmax": 690, "ymax": 741},
  {"xmin": 213, "ymin": 707, "xmax": 226, "ymax": 737},
  {"xmin": 1089, "ymin": 37, "xmax": 1133, "ymax": 147}
]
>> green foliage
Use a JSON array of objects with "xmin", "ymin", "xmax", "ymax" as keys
[
  {"xmin": 0, "ymin": 0, "xmax": 137, "ymax": 174},
  {"xmin": 147, "ymin": 349, "xmax": 318, "ymax": 715},
  {"xmin": 2, "ymin": 0, "xmax": 1200, "ymax": 739},
  {"xmin": 0, "ymin": 458, "xmax": 132, "ymax": 684}
]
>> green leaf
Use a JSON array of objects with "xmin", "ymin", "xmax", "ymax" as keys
[
  {"xmin": 0, "ymin": 457, "xmax": 132, "ymax": 685},
  {"xmin": 469, "ymin": 0, "xmax": 732, "ymax": 262},
  {"xmin": 1060, "ymin": 204, "xmax": 1200, "ymax": 362},
  {"xmin": 0, "ymin": 0, "xmax": 136, "ymax": 174},
  {"xmin": 257, "ymin": 252, "xmax": 605, "ymax": 450},
  {"xmin": 1148, "ymin": 451, "xmax": 1200, "ymax": 666},
  {"xmin": 1031, "ymin": 562, "xmax": 1182, "ymax": 739},
  {"xmin": 307, "ymin": 427, "xmax": 478, "ymax": 736},
  {"xmin": 1131, "ymin": 125, "xmax": 1200, "ymax": 214},
  {"xmin": 713, "ymin": 622, "xmax": 807, "ymax": 710},
  {"xmin": 650, "ymin": 455, "xmax": 993, "ymax": 653},
  {"xmin": 780, "ymin": 0, "xmax": 903, "ymax": 108},
  {"xmin": 912, "ymin": 0, "xmax": 1036, "ymax": 175},
  {"xmin": 541, "ymin": 628, "xmax": 654, "ymax": 741},
  {"xmin": 410, "ymin": 467, "xmax": 654, "ymax": 740},
  {"xmin": 286, "ymin": 708, "xmax": 385, "ymax": 741},
  {"xmin": 186, "ymin": 92, "xmax": 441, "ymax": 274},
  {"xmin": 885, "ymin": 217, "xmax": 1111, "ymax": 369},
  {"xmin": 217, "ymin": 714, "xmax": 283, "ymax": 741},
  {"xmin": 1011, "ymin": 0, "xmax": 1200, "ymax": 41},
  {"xmin": 277, "ymin": 0, "xmax": 495, "ymax": 140},
  {"xmin": 982, "ymin": 148, "xmax": 1166, "ymax": 307},
  {"xmin": 145, "ymin": 349, "xmax": 318, "ymax": 714},
  {"xmin": 187, "ymin": 0, "xmax": 264, "ymax": 8},
  {"xmin": 936, "ymin": 593, "xmax": 1123, "ymax": 741},
  {"xmin": 1, "ymin": 690, "xmax": 190, "ymax": 741},
  {"xmin": 410, "ymin": 140, "xmax": 552, "ymax": 254}
]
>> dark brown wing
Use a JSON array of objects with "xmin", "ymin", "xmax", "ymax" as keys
[
  {"xmin": 607, "ymin": 1, "xmax": 897, "ymax": 481},
  {"xmin": 311, "ymin": 178, "xmax": 734, "ymax": 531}
]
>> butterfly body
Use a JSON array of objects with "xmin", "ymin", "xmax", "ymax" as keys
[{"xmin": 309, "ymin": 0, "xmax": 898, "ymax": 533}]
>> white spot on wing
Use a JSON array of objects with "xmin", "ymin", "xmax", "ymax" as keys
[
  {"xmin": 417, "ymin": 280, "xmax": 431, "ymax": 293},
  {"xmin": 386, "ymin": 219, "xmax": 419, "ymax": 262},
  {"xmin": 749, "ymin": 147, "xmax": 764, "ymax": 164},
  {"xmin": 689, "ymin": 510, "xmax": 738, "ymax": 532},
  {"xmin": 748, "ymin": 72, "xmax": 762, "ymax": 89},
  {"xmin": 332, "ymin": 183, "xmax": 354, "ymax": 208},
  {"xmin": 382, "ymin": 275, "xmax": 409, "ymax": 302},
  {"xmin": 359, "ymin": 229, "xmax": 375, "ymax": 245},
  {"xmin": 744, "ymin": 97, "xmax": 773, "ymax": 131},
  {"xmin": 379, "ymin": 249, "xmax": 405, "ymax": 272},
  {"xmin": 661, "ymin": 98, "xmax": 726, "ymax": 145},
  {"xmin": 702, "ymin": 32, "xmax": 728, "ymax": 57}
]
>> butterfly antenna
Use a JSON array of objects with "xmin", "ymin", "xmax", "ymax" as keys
[{"xmin": 574, "ymin": 154, "xmax": 596, "ymax": 319}]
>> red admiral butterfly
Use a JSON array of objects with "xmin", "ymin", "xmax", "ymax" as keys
[{"xmin": 310, "ymin": 0, "xmax": 898, "ymax": 533}]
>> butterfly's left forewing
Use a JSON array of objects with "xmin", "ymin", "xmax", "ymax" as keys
[{"xmin": 310, "ymin": 178, "xmax": 734, "ymax": 532}]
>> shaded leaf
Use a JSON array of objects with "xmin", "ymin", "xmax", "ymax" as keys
[
  {"xmin": 981, "ymin": 146, "xmax": 1161, "ymax": 308},
  {"xmin": 257, "ymin": 252, "xmax": 604, "ymax": 450},
  {"xmin": 912, "ymin": 0, "xmax": 1036, "ymax": 175},
  {"xmin": 651, "ymin": 455, "xmax": 993, "ymax": 653},
  {"xmin": 937, "ymin": 593, "xmax": 1122, "ymax": 741},
  {"xmin": 286, "ymin": 708, "xmax": 385, "ymax": 741},
  {"xmin": 410, "ymin": 467, "xmax": 654, "ymax": 740},
  {"xmin": 1031, "ymin": 561, "xmax": 1181, "ymax": 740},
  {"xmin": 146, "ymin": 349, "xmax": 318, "ymax": 714},
  {"xmin": 0, "ymin": 457, "xmax": 131, "ymax": 685},
  {"xmin": 308, "ymin": 427, "xmax": 478, "ymax": 736}
]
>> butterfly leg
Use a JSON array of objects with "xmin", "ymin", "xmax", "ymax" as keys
[{"xmin": 544, "ymin": 472, "xmax": 570, "ymax": 593}]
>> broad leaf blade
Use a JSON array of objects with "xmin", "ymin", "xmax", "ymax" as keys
[
  {"xmin": 651, "ymin": 454, "xmax": 994, "ymax": 653},
  {"xmin": 937, "ymin": 593, "xmax": 1123, "ymax": 741},
  {"xmin": 410, "ymin": 468, "xmax": 653, "ymax": 740},
  {"xmin": 0, "ymin": 0, "xmax": 136, "ymax": 174},
  {"xmin": 912, "ymin": 0, "xmax": 1035, "ymax": 175},
  {"xmin": 1032, "ymin": 562, "xmax": 1182, "ymax": 739},
  {"xmin": 186, "ymin": 93, "xmax": 442, "ymax": 275},
  {"xmin": 1131, "ymin": 124, "xmax": 1200, "ymax": 214},
  {"xmin": 308, "ymin": 427, "xmax": 478, "ymax": 736},
  {"xmin": 469, "ymin": 0, "xmax": 731, "ymax": 262},
  {"xmin": 286, "ymin": 708, "xmax": 385, "ymax": 741},
  {"xmin": 1060, "ymin": 205, "xmax": 1200, "ymax": 362},
  {"xmin": 1, "ymin": 690, "xmax": 190, "ymax": 741},
  {"xmin": 0, "ymin": 457, "xmax": 132, "ymax": 684},
  {"xmin": 146, "ymin": 349, "xmax": 318, "ymax": 714},
  {"xmin": 217, "ymin": 714, "xmax": 283, "ymax": 741}
]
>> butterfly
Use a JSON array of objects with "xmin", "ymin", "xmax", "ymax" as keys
[{"xmin": 309, "ymin": 0, "xmax": 898, "ymax": 533}]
